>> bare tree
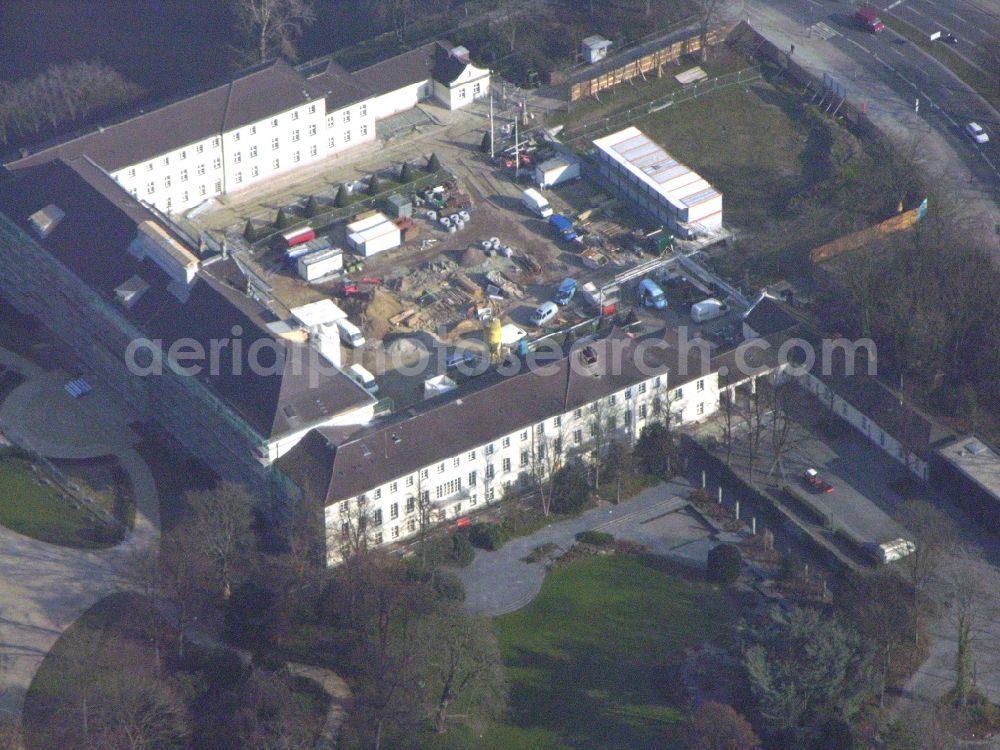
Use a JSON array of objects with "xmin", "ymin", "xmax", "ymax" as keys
[
  {"xmin": 938, "ymin": 546, "xmax": 998, "ymax": 708},
  {"xmin": 338, "ymin": 494, "xmax": 375, "ymax": 561},
  {"xmin": 413, "ymin": 603, "xmax": 506, "ymax": 733},
  {"xmin": 159, "ymin": 528, "xmax": 209, "ymax": 660},
  {"xmin": 530, "ymin": 424, "xmax": 566, "ymax": 517},
  {"xmin": 896, "ymin": 499, "xmax": 957, "ymax": 638},
  {"xmin": 720, "ymin": 385, "xmax": 738, "ymax": 467},
  {"xmin": 766, "ymin": 383, "xmax": 794, "ymax": 481},
  {"xmin": 186, "ymin": 482, "xmax": 256, "ymax": 600},
  {"xmin": 0, "ymin": 717, "xmax": 22, "ymax": 750},
  {"xmin": 741, "ymin": 381, "xmax": 771, "ymax": 485},
  {"xmin": 587, "ymin": 398, "xmax": 614, "ymax": 493},
  {"xmin": 695, "ymin": 0, "xmax": 723, "ymax": 61},
  {"xmin": 234, "ymin": 0, "xmax": 317, "ymax": 63}
]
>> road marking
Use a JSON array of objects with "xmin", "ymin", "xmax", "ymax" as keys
[
  {"xmin": 809, "ymin": 22, "xmax": 839, "ymax": 39},
  {"xmin": 886, "ymin": 0, "xmax": 906, "ymax": 9}
]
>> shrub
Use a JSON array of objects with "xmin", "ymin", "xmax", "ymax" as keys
[
  {"xmin": 525, "ymin": 542, "xmax": 559, "ymax": 563},
  {"xmin": 426, "ymin": 152, "xmax": 441, "ymax": 172},
  {"xmin": 575, "ymin": 530, "xmax": 614, "ymax": 547},
  {"xmin": 451, "ymin": 531, "xmax": 475, "ymax": 567},
  {"xmin": 303, "ymin": 195, "xmax": 321, "ymax": 217},
  {"xmin": 635, "ymin": 422, "xmax": 676, "ymax": 477},
  {"xmin": 431, "ymin": 569, "xmax": 466, "ymax": 601},
  {"xmin": 707, "ymin": 543, "xmax": 742, "ymax": 585},
  {"xmin": 367, "ymin": 175, "xmax": 382, "ymax": 196},
  {"xmin": 480, "ymin": 132, "xmax": 491, "ymax": 153},
  {"xmin": 334, "ymin": 185, "xmax": 349, "ymax": 207},
  {"xmin": 225, "ymin": 582, "xmax": 275, "ymax": 652},
  {"xmin": 468, "ymin": 521, "xmax": 510, "ymax": 551},
  {"xmin": 550, "ymin": 462, "xmax": 589, "ymax": 514},
  {"xmin": 399, "ymin": 161, "xmax": 416, "ymax": 182},
  {"xmin": 243, "ymin": 220, "xmax": 257, "ymax": 242},
  {"xmin": 274, "ymin": 208, "xmax": 293, "ymax": 229}
]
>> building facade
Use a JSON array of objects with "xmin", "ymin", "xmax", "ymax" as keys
[{"xmin": 7, "ymin": 42, "xmax": 489, "ymax": 215}]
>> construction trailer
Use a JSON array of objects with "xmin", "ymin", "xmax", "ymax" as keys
[
  {"xmin": 297, "ymin": 247, "xmax": 344, "ymax": 281},
  {"xmin": 346, "ymin": 212, "xmax": 401, "ymax": 257}
]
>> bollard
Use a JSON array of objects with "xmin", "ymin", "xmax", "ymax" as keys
[
  {"xmin": 735, "ymin": 501, "xmax": 740, "ymax": 520},
  {"xmin": 752, "ymin": 517, "xmax": 757, "ymax": 535},
  {"xmin": 701, "ymin": 470, "xmax": 706, "ymax": 488},
  {"xmin": 717, "ymin": 486, "xmax": 723, "ymax": 504}
]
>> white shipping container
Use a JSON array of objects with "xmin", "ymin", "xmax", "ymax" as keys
[
  {"xmin": 347, "ymin": 220, "xmax": 401, "ymax": 258},
  {"xmin": 534, "ymin": 157, "xmax": 580, "ymax": 188},
  {"xmin": 297, "ymin": 248, "xmax": 344, "ymax": 282}
]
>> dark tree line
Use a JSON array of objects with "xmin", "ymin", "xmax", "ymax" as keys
[{"xmin": 0, "ymin": 62, "xmax": 143, "ymax": 149}]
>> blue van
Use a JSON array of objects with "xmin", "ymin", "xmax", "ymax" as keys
[{"xmin": 638, "ymin": 279, "xmax": 667, "ymax": 310}]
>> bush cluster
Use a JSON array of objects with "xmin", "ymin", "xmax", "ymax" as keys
[
  {"xmin": 468, "ymin": 522, "xmax": 511, "ymax": 551},
  {"xmin": 575, "ymin": 530, "xmax": 614, "ymax": 547}
]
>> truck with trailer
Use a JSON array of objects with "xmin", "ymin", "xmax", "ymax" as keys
[
  {"xmin": 334, "ymin": 318, "xmax": 366, "ymax": 348},
  {"xmin": 548, "ymin": 214, "xmax": 577, "ymax": 242},
  {"xmin": 521, "ymin": 188, "xmax": 553, "ymax": 218}
]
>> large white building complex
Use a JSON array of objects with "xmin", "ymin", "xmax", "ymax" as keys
[
  {"xmin": 592, "ymin": 126, "xmax": 723, "ymax": 238},
  {"xmin": 7, "ymin": 42, "xmax": 489, "ymax": 215},
  {"xmin": 279, "ymin": 328, "xmax": 722, "ymax": 564}
]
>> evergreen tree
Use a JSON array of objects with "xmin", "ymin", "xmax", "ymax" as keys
[
  {"xmin": 334, "ymin": 185, "xmax": 349, "ymax": 208},
  {"xmin": 480, "ymin": 132, "xmax": 491, "ymax": 153},
  {"xmin": 304, "ymin": 195, "xmax": 321, "ymax": 218},
  {"xmin": 426, "ymin": 153, "xmax": 441, "ymax": 173},
  {"xmin": 243, "ymin": 220, "xmax": 257, "ymax": 242},
  {"xmin": 367, "ymin": 175, "xmax": 382, "ymax": 196},
  {"xmin": 274, "ymin": 208, "xmax": 292, "ymax": 229},
  {"xmin": 399, "ymin": 161, "xmax": 416, "ymax": 183}
]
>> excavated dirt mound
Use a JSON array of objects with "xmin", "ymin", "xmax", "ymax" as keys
[
  {"xmin": 459, "ymin": 245, "xmax": 487, "ymax": 268},
  {"xmin": 363, "ymin": 287, "xmax": 403, "ymax": 341}
]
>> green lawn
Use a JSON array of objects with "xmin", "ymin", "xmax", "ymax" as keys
[
  {"xmin": 480, "ymin": 555, "xmax": 734, "ymax": 750},
  {"xmin": 0, "ymin": 456, "xmax": 121, "ymax": 548}
]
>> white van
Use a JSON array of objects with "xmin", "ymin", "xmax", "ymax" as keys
[
  {"xmin": 335, "ymin": 318, "xmax": 366, "ymax": 348},
  {"xmin": 347, "ymin": 363, "xmax": 378, "ymax": 394},
  {"xmin": 530, "ymin": 301, "xmax": 559, "ymax": 326}
]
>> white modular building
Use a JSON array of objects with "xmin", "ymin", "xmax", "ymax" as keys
[
  {"xmin": 592, "ymin": 126, "xmax": 723, "ymax": 236},
  {"xmin": 298, "ymin": 247, "xmax": 344, "ymax": 282},
  {"xmin": 346, "ymin": 212, "xmax": 401, "ymax": 257}
]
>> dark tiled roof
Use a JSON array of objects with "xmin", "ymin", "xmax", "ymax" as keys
[
  {"xmin": 301, "ymin": 327, "xmax": 710, "ymax": 504},
  {"xmin": 7, "ymin": 60, "xmax": 324, "ymax": 174},
  {"xmin": 431, "ymin": 45, "xmax": 470, "ymax": 85},
  {"xmin": 351, "ymin": 41, "xmax": 448, "ymax": 95},
  {"xmin": 298, "ymin": 57, "xmax": 374, "ymax": 111},
  {"xmin": 0, "ymin": 159, "xmax": 372, "ymax": 439},
  {"xmin": 742, "ymin": 294, "xmax": 801, "ymax": 337}
]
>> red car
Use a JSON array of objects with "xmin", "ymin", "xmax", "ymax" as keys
[{"xmin": 802, "ymin": 468, "xmax": 834, "ymax": 494}]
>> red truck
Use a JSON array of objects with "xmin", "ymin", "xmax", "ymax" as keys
[{"xmin": 855, "ymin": 7, "xmax": 885, "ymax": 33}]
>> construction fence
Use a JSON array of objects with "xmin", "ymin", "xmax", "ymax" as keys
[
  {"xmin": 563, "ymin": 66, "xmax": 763, "ymax": 145},
  {"xmin": 569, "ymin": 25, "xmax": 735, "ymax": 102}
]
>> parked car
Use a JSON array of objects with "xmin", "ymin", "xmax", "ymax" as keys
[
  {"xmin": 854, "ymin": 6, "xmax": 885, "ymax": 33},
  {"xmin": 530, "ymin": 301, "xmax": 559, "ymax": 326},
  {"xmin": 802, "ymin": 468, "xmax": 834, "ymax": 494},
  {"xmin": 965, "ymin": 122, "xmax": 989, "ymax": 144}
]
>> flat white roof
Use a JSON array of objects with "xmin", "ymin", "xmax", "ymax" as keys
[
  {"xmin": 592, "ymin": 126, "xmax": 721, "ymax": 212},
  {"xmin": 290, "ymin": 298, "xmax": 348, "ymax": 327},
  {"xmin": 347, "ymin": 212, "xmax": 391, "ymax": 233},
  {"xmin": 937, "ymin": 437, "xmax": 1000, "ymax": 499}
]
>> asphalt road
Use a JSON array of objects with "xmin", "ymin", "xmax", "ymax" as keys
[
  {"xmin": 750, "ymin": 0, "xmax": 1000, "ymax": 189},
  {"xmin": 883, "ymin": 0, "xmax": 1000, "ymax": 78}
]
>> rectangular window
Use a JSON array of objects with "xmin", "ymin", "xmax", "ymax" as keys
[
  {"xmin": 536, "ymin": 424, "xmax": 544, "ymax": 436},
  {"xmin": 308, "ymin": 104, "xmax": 316, "ymax": 114},
  {"xmin": 520, "ymin": 450, "xmax": 529, "ymax": 467},
  {"xmin": 251, "ymin": 166, "xmax": 259, "ymax": 178},
  {"xmin": 327, "ymin": 115, "xmax": 336, "ymax": 128},
  {"xmin": 574, "ymin": 408, "xmax": 583, "ymax": 419},
  {"xmin": 308, "ymin": 124, "xmax": 317, "ymax": 136},
  {"xmin": 180, "ymin": 169, "xmax": 188, "ymax": 182},
  {"xmin": 407, "ymin": 517, "xmax": 416, "ymax": 532},
  {"xmin": 502, "ymin": 437, "xmax": 510, "ymax": 449},
  {"xmin": 271, "ymin": 118, "xmax": 278, "ymax": 127},
  {"xmin": 198, "ymin": 185, "xmax": 207, "ymax": 196},
  {"xmin": 293, "ymin": 151, "xmax": 301, "ymax": 163},
  {"xmin": 675, "ymin": 387, "xmax": 683, "ymax": 399},
  {"xmin": 272, "ymin": 159, "xmax": 280, "ymax": 170},
  {"xmin": 453, "ymin": 456, "xmax": 460, "ymax": 468},
  {"xmin": 146, "ymin": 163, "xmax": 154, "ymax": 172},
  {"xmin": 212, "ymin": 157, "xmax": 221, "ymax": 170},
  {"xmin": 406, "ymin": 475, "xmax": 414, "ymax": 488},
  {"xmin": 233, "ymin": 152, "xmax": 241, "ymax": 164},
  {"xmin": 502, "ymin": 457, "xmax": 511, "ymax": 473},
  {"xmin": 486, "ymin": 464, "xmax": 494, "ymax": 480},
  {"xmin": 360, "ymin": 124, "xmax": 368, "ymax": 137},
  {"xmin": 360, "ymin": 104, "xmax": 367, "ymax": 117},
  {"xmin": 420, "ymin": 468, "xmax": 428, "ymax": 480},
  {"xmin": 232, "ymin": 131, "xmax": 240, "ymax": 142},
  {"xmin": 163, "ymin": 175, "xmax": 171, "ymax": 188},
  {"xmin": 372, "ymin": 508, "xmax": 383, "ymax": 526},
  {"xmin": 436, "ymin": 478, "xmax": 462, "ymax": 499},
  {"xmin": 639, "ymin": 404, "xmax": 647, "ymax": 419},
  {"xmin": 697, "ymin": 402, "xmax": 705, "ymax": 415},
  {"xmin": 485, "ymin": 444, "xmax": 495, "ymax": 456},
  {"xmin": 654, "ymin": 376, "xmax": 662, "ymax": 388},
  {"xmin": 390, "ymin": 502, "xmax": 398, "ymax": 519},
  {"xmin": 520, "ymin": 431, "xmax": 528, "ymax": 441},
  {"xmin": 146, "ymin": 182, "xmax": 155, "ymax": 195},
  {"xmin": 343, "ymin": 130, "xmax": 351, "ymax": 143},
  {"xmin": 696, "ymin": 379, "xmax": 705, "ymax": 392},
  {"xmin": 437, "ymin": 462, "xmax": 445, "ymax": 474},
  {"xmin": 392, "ymin": 525, "xmax": 400, "ymax": 539},
  {"xmin": 327, "ymin": 136, "xmax": 335, "ymax": 149},
  {"xmin": 233, "ymin": 172, "xmax": 242, "ymax": 184},
  {"xmin": 374, "ymin": 531, "xmax": 383, "ymax": 545},
  {"xmin": 291, "ymin": 110, "xmax": 299, "ymax": 121},
  {"xmin": 468, "ymin": 470, "xmax": 477, "ymax": 486},
  {"xmin": 163, "ymin": 156, "xmax": 170, "ymax": 166},
  {"xmin": 574, "ymin": 429, "xmax": 583, "ymax": 444},
  {"xmin": 309, "ymin": 144, "xmax": 317, "ymax": 156},
  {"xmin": 625, "ymin": 388, "xmax": 632, "ymax": 400},
  {"xmin": 459, "ymin": 88, "xmax": 467, "ymax": 99},
  {"xmin": 405, "ymin": 497, "xmax": 415, "ymax": 514},
  {"xmin": 196, "ymin": 144, "xmax": 204, "ymax": 154},
  {"xmin": 343, "ymin": 110, "xmax": 351, "ymax": 123},
  {"xmin": 467, "ymin": 451, "xmax": 476, "ymax": 462},
  {"xmin": 389, "ymin": 481, "xmax": 397, "ymax": 493},
  {"xmin": 249, "ymin": 145, "xmax": 258, "ymax": 158},
  {"xmin": 554, "ymin": 416, "xmax": 562, "ymax": 427},
  {"xmin": 373, "ymin": 488, "xmax": 381, "ymax": 501},
  {"xmin": 181, "ymin": 191, "xmax": 188, "ymax": 202},
  {"xmin": 127, "ymin": 167, "xmax": 136, "ymax": 177},
  {"xmin": 638, "ymin": 382, "xmax": 647, "ymax": 395},
  {"xmin": 473, "ymin": 82, "xmax": 481, "ymax": 95},
  {"xmin": 271, "ymin": 137, "xmax": 279, "ymax": 150},
  {"xmin": 214, "ymin": 179, "xmax": 221, "ymax": 193},
  {"xmin": 608, "ymin": 394, "xmax": 617, "ymax": 405},
  {"xmin": 180, "ymin": 150, "xmax": 187, "ymax": 160},
  {"xmin": 211, "ymin": 136, "xmax": 220, "ymax": 147},
  {"xmin": 292, "ymin": 129, "xmax": 300, "ymax": 142},
  {"xmin": 197, "ymin": 164, "xmax": 205, "ymax": 176}
]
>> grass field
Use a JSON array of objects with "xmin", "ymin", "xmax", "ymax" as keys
[
  {"xmin": 629, "ymin": 79, "xmax": 883, "ymax": 282},
  {"xmin": 420, "ymin": 555, "xmax": 734, "ymax": 750},
  {"xmin": 0, "ymin": 455, "xmax": 121, "ymax": 548}
]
